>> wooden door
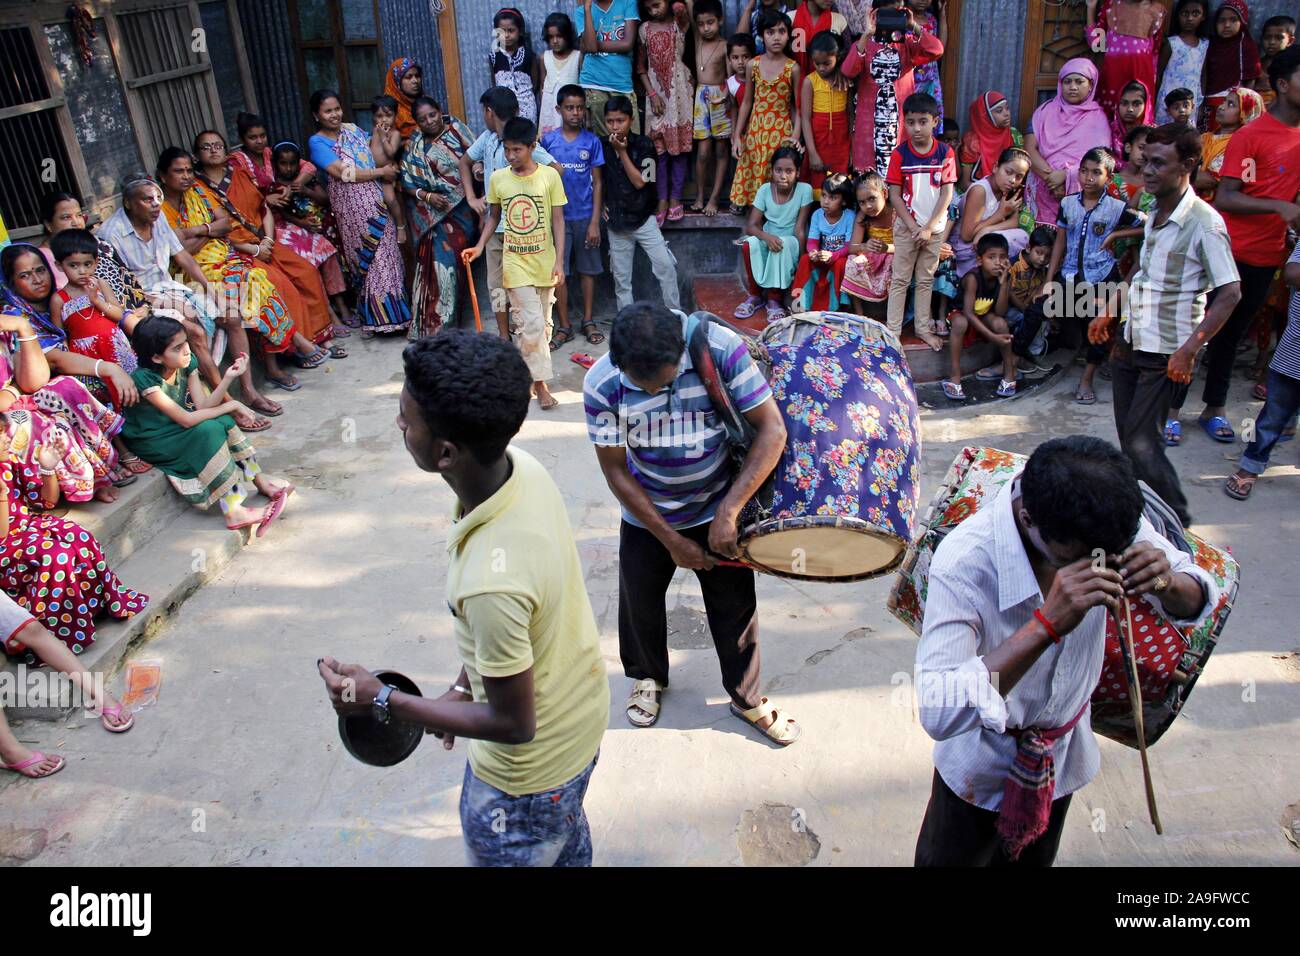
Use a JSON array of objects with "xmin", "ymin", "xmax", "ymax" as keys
[{"xmin": 1018, "ymin": 0, "xmax": 1092, "ymax": 128}]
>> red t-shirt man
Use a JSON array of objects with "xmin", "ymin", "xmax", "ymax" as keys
[{"xmin": 1218, "ymin": 110, "xmax": 1300, "ymax": 268}]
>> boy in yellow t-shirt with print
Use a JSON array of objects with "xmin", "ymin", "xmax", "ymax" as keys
[{"xmin": 466, "ymin": 117, "xmax": 567, "ymax": 412}]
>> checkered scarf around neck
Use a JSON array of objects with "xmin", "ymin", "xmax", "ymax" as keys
[{"xmin": 996, "ymin": 698, "xmax": 1090, "ymax": 860}]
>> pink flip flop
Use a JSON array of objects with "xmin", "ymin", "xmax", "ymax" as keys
[
  {"xmin": 256, "ymin": 492, "xmax": 288, "ymax": 538},
  {"xmin": 3, "ymin": 751, "xmax": 65, "ymax": 778},
  {"xmin": 100, "ymin": 701, "xmax": 135, "ymax": 734}
]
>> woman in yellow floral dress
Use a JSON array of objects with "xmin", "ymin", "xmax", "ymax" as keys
[{"xmin": 729, "ymin": 9, "xmax": 802, "ymax": 209}]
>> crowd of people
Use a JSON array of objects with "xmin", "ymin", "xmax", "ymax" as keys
[{"xmin": 1, "ymin": 0, "xmax": 1298, "ymax": 870}]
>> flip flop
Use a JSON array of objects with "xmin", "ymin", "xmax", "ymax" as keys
[
  {"xmin": 327, "ymin": 344, "xmax": 348, "ymax": 359},
  {"xmin": 340, "ymin": 314, "xmax": 362, "ymax": 329},
  {"xmin": 271, "ymin": 483, "xmax": 296, "ymax": 501},
  {"xmin": 111, "ymin": 470, "xmax": 138, "ymax": 488},
  {"xmin": 99, "ymin": 701, "xmax": 135, "ymax": 734},
  {"xmin": 295, "ymin": 348, "xmax": 329, "ymax": 369},
  {"xmin": 266, "ymin": 376, "xmax": 302, "ymax": 392},
  {"xmin": 942, "ymin": 380, "xmax": 965, "ymax": 401},
  {"xmin": 3, "ymin": 750, "xmax": 65, "ymax": 778},
  {"xmin": 226, "ymin": 505, "xmax": 270, "ymax": 531},
  {"xmin": 667, "ymin": 203, "xmax": 685, "ymax": 222},
  {"xmin": 1074, "ymin": 386, "xmax": 1096, "ymax": 405},
  {"xmin": 120, "ymin": 455, "xmax": 153, "ymax": 475},
  {"xmin": 238, "ymin": 417, "xmax": 272, "ymax": 433},
  {"xmin": 245, "ymin": 399, "xmax": 283, "ymax": 418},
  {"xmin": 256, "ymin": 491, "xmax": 288, "ymax": 538},
  {"xmin": 571, "ymin": 352, "xmax": 595, "ymax": 369},
  {"xmin": 331, "ymin": 325, "xmax": 353, "ymax": 338},
  {"xmin": 1164, "ymin": 419, "xmax": 1182, "ymax": 446},
  {"xmin": 1252, "ymin": 381, "xmax": 1267, "ymax": 401},
  {"xmin": 1199, "ymin": 415, "xmax": 1235, "ymax": 443}
]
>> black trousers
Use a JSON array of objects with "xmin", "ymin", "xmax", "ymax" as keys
[
  {"xmin": 1172, "ymin": 260, "xmax": 1276, "ymax": 410},
  {"xmin": 914, "ymin": 770, "xmax": 1073, "ymax": 867},
  {"xmin": 1111, "ymin": 341, "xmax": 1192, "ymax": 526},
  {"xmin": 617, "ymin": 520, "xmax": 762, "ymax": 710}
]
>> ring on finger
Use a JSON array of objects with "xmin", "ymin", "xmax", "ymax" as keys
[{"xmin": 1153, "ymin": 575, "xmax": 1169, "ymax": 593}]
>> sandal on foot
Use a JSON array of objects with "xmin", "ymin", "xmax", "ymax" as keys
[
  {"xmin": 120, "ymin": 455, "xmax": 153, "ymax": 475},
  {"xmin": 266, "ymin": 375, "xmax": 301, "ymax": 392},
  {"xmin": 580, "ymin": 323, "xmax": 605, "ymax": 345},
  {"xmin": 327, "ymin": 344, "xmax": 348, "ymax": 359},
  {"xmin": 550, "ymin": 327, "xmax": 575, "ymax": 351},
  {"xmin": 730, "ymin": 696, "xmax": 801, "ymax": 746},
  {"xmin": 295, "ymin": 348, "xmax": 329, "ymax": 369},
  {"xmin": 246, "ymin": 399, "xmax": 282, "ymax": 418},
  {"xmin": 331, "ymin": 325, "xmax": 353, "ymax": 338},
  {"xmin": 111, "ymin": 469, "xmax": 138, "ymax": 488},
  {"xmin": 1164, "ymin": 419, "xmax": 1182, "ymax": 446},
  {"xmin": 941, "ymin": 380, "xmax": 965, "ymax": 401},
  {"xmin": 764, "ymin": 300, "xmax": 788, "ymax": 319},
  {"xmin": 238, "ymin": 417, "xmax": 272, "ymax": 433},
  {"xmin": 3, "ymin": 750, "xmax": 65, "ymax": 778},
  {"xmin": 256, "ymin": 492, "xmax": 288, "ymax": 538},
  {"xmin": 226, "ymin": 505, "xmax": 270, "ymax": 532},
  {"xmin": 996, "ymin": 379, "xmax": 1018, "ymax": 399},
  {"xmin": 655, "ymin": 209, "xmax": 668, "ymax": 227},
  {"xmin": 1224, "ymin": 472, "xmax": 1257, "ymax": 500},
  {"xmin": 1199, "ymin": 415, "xmax": 1235, "ymax": 443},
  {"xmin": 1252, "ymin": 381, "xmax": 1268, "ymax": 402},
  {"xmin": 626, "ymin": 678, "xmax": 663, "ymax": 727},
  {"xmin": 734, "ymin": 295, "xmax": 764, "ymax": 319},
  {"xmin": 100, "ymin": 701, "xmax": 135, "ymax": 734},
  {"xmin": 1074, "ymin": 386, "xmax": 1096, "ymax": 405},
  {"xmin": 667, "ymin": 203, "xmax": 685, "ymax": 222}
]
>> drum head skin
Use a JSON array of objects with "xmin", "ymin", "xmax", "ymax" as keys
[
  {"xmin": 741, "ymin": 519, "xmax": 905, "ymax": 582},
  {"xmin": 338, "ymin": 670, "xmax": 424, "ymax": 767}
]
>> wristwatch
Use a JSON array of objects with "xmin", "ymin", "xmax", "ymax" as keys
[{"xmin": 372, "ymin": 683, "xmax": 397, "ymax": 724}]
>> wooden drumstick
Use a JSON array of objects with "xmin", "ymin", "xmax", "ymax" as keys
[{"xmin": 1114, "ymin": 596, "xmax": 1163, "ymax": 835}]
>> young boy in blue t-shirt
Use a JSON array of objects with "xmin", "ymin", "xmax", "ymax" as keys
[{"xmin": 540, "ymin": 84, "xmax": 606, "ymax": 347}]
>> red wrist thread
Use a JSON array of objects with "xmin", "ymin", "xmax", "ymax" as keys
[{"xmin": 1034, "ymin": 607, "xmax": 1060, "ymax": 644}]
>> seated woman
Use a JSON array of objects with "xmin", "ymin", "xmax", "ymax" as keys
[
  {"xmin": 123, "ymin": 315, "xmax": 294, "ymax": 535},
  {"xmin": 399, "ymin": 96, "xmax": 476, "ymax": 338},
  {"xmin": 0, "ymin": 595, "xmax": 136, "ymax": 779},
  {"xmin": 156, "ymin": 147, "xmax": 324, "ymax": 396},
  {"xmin": 38, "ymin": 191, "xmax": 152, "ymax": 315},
  {"xmin": 0, "ymin": 427, "xmax": 147, "ymax": 663},
  {"xmin": 191, "ymin": 129, "xmax": 344, "ymax": 358},
  {"xmin": 0, "ymin": 245, "xmax": 131, "ymax": 503},
  {"xmin": 269, "ymin": 142, "xmax": 356, "ymax": 335}
]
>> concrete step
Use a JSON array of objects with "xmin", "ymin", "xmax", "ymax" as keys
[
  {"xmin": 689, "ymin": 273, "xmax": 997, "ymax": 383},
  {"xmin": 50, "ymin": 468, "xmax": 187, "ymax": 569},
  {"xmin": 4, "ymin": 508, "xmax": 248, "ymax": 720}
]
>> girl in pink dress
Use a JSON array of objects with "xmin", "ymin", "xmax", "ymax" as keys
[{"xmin": 1088, "ymin": 0, "xmax": 1165, "ymax": 124}]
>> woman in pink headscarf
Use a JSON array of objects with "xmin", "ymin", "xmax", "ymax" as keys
[{"xmin": 1023, "ymin": 59, "xmax": 1114, "ymax": 226}]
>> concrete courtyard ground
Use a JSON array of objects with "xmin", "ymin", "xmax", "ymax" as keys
[{"xmin": 2, "ymin": 329, "xmax": 1297, "ymax": 867}]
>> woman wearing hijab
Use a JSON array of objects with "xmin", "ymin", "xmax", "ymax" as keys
[
  {"xmin": 384, "ymin": 58, "xmax": 423, "ymax": 140},
  {"xmin": 1201, "ymin": 0, "xmax": 1262, "ymax": 130},
  {"xmin": 1023, "ymin": 59, "xmax": 1113, "ymax": 226},
  {"xmin": 958, "ymin": 90, "xmax": 1024, "ymax": 191}
]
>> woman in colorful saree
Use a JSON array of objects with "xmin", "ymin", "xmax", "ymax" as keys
[
  {"xmin": 400, "ymin": 96, "xmax": 476, "ymax": 338},
  {"xmin": 0, "ymin": 427, "xmax": 148, "ymax": 662},
  {"xmin": 191, "ymin": 129, "xmax": 343, "ymax": 359},
  {"xmin": 0, "ymin": 245, "xmax": 128, "ymax": 504},
  {"xmin": 385, "ymin": 57, "xmax": 423, "ymax": 140},
  {"xmin": 156, "ymin": 147, "xmax": 324, "ymax": 395},
  {"xmin": 307, "ymin": 90, "xmax": 411, "ymax": 336}
]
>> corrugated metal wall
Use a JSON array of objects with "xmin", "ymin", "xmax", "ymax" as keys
[
  {"xmin": 378, "ymin": 0, "xmax": 446, "ymax": 111},
  {"xmin": 953, "ymin": 0, "xmax": 1027, "ymax": 126},
  {"xmin": 237, "ymin": 0, "xmax": 305, "ymax": 141}
]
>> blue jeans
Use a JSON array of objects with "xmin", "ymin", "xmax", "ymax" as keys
[
  {"xmin": 459, "ymin": 753, "xmax": 597, "ymax": 867},
  {"xmin": 1240, "ymin": 369, "xmax": 1300, "ymax": 475}
]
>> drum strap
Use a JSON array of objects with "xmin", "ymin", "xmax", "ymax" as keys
[{"xmin": 685, "ymin": 312, "xmax": 773, "ymax": 521}]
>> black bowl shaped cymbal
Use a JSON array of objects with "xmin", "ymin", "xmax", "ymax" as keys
[{"xmin": 337, "ymin": 670, "xmax": 423, "ymax": 767}]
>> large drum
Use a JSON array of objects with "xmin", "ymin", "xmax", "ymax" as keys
[
  {"xmin": 888, "ymin": 446, "xmax": 1241, "ymax": 749},
  {"xmin": 737, "ymin": 312, "xmax": 922, "ymax": 582}
]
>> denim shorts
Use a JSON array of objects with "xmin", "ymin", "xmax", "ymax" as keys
[{"xmin": 459, "ymin": 753, "xmax": 598, "ymax": 867}]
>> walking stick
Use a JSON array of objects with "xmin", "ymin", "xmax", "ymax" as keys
[
  {"xmin": 460, "ymin": 249, "xmax": 483, "ymax": 332},
  {"xmin": 1114, "ymin": 596, "xmax": 1163, "ymax": 834}
]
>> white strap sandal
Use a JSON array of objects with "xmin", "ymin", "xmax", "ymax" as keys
[
  {"xmin": 626, "ymin": 678, "xmax": 663, "ymax": 728},
  {"xmin": 730, "ymin": 696, "xmax": 801, "ymax": 746}
]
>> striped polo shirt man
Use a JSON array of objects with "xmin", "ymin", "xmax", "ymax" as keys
[
  {"xmin": 1125, "ymin": 185, "xmax": 1239, "ymax": 355},
  {"xmin": 583, "ymin": 310, "xmax": 772, "ymax": 528}
]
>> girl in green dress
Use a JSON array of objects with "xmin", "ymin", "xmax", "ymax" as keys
[{"xmin": 123, "ymin": 315, "xmax": 293, "ymax": 534}]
